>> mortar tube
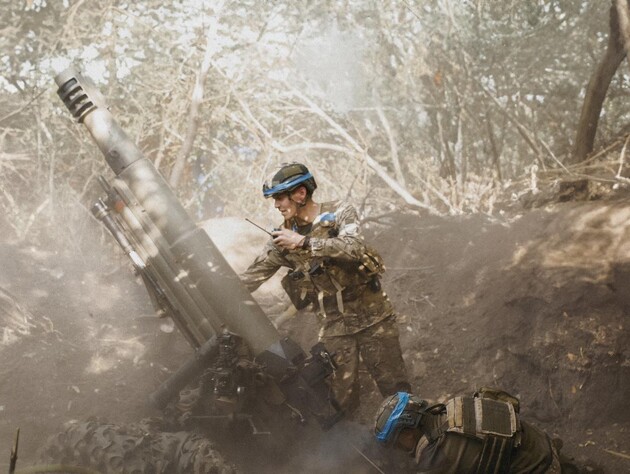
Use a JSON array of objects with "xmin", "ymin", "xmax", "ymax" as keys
[
  {"xmin": 149, "ymin": 335, "xmax": 219, "ymax": 410},
  {"xmin": 55, "ymin": 67, "xmax": 291, "ymax": 369}
]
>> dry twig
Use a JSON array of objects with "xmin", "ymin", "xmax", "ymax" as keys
[
  {"xmin": 616, "ymin": 134, "xmax": 630, "ymax": 178},
  {"xmin": 603, "ymin": 448, "xmax": 630, "ymax": 461},
  {"xmin": 289, "ymin": 86, "xmax": 439, "ymax": 214},
  {"xmin": 0, "ymin": 89, "xmax": 47, "ymax": 126}
]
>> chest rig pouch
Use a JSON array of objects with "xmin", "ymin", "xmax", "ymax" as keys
[
  {"xmin": 280, "ymin": 203, "xmax": 387, "ymax": 315},
  {"xmin": 445, "ymin": 395, "xmax": 520, "ymax": 474},
  {"xmin": 282, "ymin": 257, "xmax": 344, "ymax": 312},
  {"xmin": 359, "ymin": 246, "xmax": 385, "ymax": 292},
  {"xmin": 280, "ymin": 260, "xmax": 327, "ymax": 310}
]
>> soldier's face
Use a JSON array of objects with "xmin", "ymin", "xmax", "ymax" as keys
[{"xmin": 273, "ymin": 192, "xmax": 297, "ymax": 219}]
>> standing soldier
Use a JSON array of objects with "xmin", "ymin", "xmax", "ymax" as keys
[{"xmin": 241, "ymin": 162, "xmax": 411, "ymax": 414}]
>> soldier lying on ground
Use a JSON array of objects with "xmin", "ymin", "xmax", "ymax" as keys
[{"xmin": 374, "ymin": 388, "xmax": 569, "ymax": 473}]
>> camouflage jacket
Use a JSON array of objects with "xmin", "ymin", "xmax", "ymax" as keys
[
  {"xmin": 415, "ymin": 405, "xmax": 558, "ymax": 473},
  {"xmin": 241, "ymin": 200, "xmax": 394, "ymax": 337}
]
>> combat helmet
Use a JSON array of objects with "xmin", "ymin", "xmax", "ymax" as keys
[
  {"xmin": 262, "ymin": 162, "xmax": 317, "ymax": 198},
  {"xmin": 374, "ymin": 392, "xmax": 428, "ymax": 448}
]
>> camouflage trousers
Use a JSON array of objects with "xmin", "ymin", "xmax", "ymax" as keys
[{"xmin": 321, "ymin": 316, "xmax": 410, "ymax": 413}]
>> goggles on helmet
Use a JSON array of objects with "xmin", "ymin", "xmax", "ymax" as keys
[{"xmin": 262, "ymin": 171, "xmax": 314, "ymax": 198}]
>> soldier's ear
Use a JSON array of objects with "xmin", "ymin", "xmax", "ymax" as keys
[{"xmin": 291, "ymin": 185, "xmax": 308, "ymax": 201}]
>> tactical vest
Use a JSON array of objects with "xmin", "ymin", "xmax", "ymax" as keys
[
  {"xmin": 427, "ymin": 393, "xmax": 521, "ymax": 474},
  {"xmin": 280, "ymin": 201, "xmax": 385, "ymax": 316}
]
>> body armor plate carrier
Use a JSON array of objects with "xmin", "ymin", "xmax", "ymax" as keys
[{"xmin": 439, "ymin": 396, "xmax": 521, "ymax": 474}]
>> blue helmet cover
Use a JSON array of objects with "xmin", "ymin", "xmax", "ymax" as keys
[
  {"xmin": 376, "ymin": 392, "xmax": 410, "ymax": 443},
  {"xmin": 263, "ymin": 172, "xmax": 314, "ymax": 198}
]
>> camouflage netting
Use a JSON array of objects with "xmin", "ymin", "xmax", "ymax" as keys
[{"xmin": 37, "ymin": 419, "xmax": 239, "ymax": 474}]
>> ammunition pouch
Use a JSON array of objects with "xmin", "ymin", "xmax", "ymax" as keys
[
  {"xmin": 281, "ymin": 259, "xmax": 340, "ymax": 310},
  {"xmin": 281, "ymin": 246, "xmax": 385, "ymax": 315},
  {"xmin": 368, "ymin": 276, "xmax": 381, "ymax": 292},
  {"xmin": 444, "ymin": 396, "xmax": 519, "ymax": 439},
  {"xmin": 359, "ymin": 246, "xmax": 385, "ymax": 279},
  {"xmin": 281, "ymin": 270, "xmax": 311, "ymax": 310},
  {"xmin": 440, "ymin": 396, "xmax": 520, "ymax": 474},
  {"xmin": 474, "ymin": 386, "xmax": 521, "ymax": 413},
  {"xmin": 358, "ymin": 247, "xmax": 384, "ymax": 293}
]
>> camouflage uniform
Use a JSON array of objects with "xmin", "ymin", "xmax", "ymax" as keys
[
  {"xmin": 241, "ymin": 200, "xmax": 409, "ymax": 412},
  {"xmin": 412, "ymin": 398, "xmax": 562, "ymax": 473},
  {"xmin": 38, "ymin": 419, "xmax": 238, "ymax": 473}
]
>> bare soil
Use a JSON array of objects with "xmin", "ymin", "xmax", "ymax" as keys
[{"xmin": 1, "ymin": 193, "xmax": 629, "ymax": 473}]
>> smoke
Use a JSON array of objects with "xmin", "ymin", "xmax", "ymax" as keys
[
  {"xmin": 225, "ymin": 419, "xmax": 395, "ymax": 474},
  {"xmin": 286, "ymin": 420, "xmax": 382, "ymax": 474},
  {"xmin": 293, "ymin": 22, "xmax": 369, "ymax": 114}
]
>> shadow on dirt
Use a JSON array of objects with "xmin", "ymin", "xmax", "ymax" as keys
[{"xmin": 1, "ymin": 197, "xmax": 629, "ymax": 472}]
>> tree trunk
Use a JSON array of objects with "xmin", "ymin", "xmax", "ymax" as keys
[
  {"xmin": 168, "ymin": 41, "xmax": 213, "ymax": 189},
  {"xmin": 437, "ymin": 111, "xmax": 457, "ymax": 180},
  {"xmin": 572, "ymin": 2, "xmax": 626, "ymax": 163},
  {"xmin": 615, "ymin": 0, "xmax": 630, "ymax": 58},
  {"xmin": 486, "ymin": 112, "xmax": 503, "ymax": 183}
]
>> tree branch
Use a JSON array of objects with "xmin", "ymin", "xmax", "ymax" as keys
[
  {"xmin": 288, "ymin": 86, "xmax": 438, "ymax": 213},
  {"xmin": 481, "ymin": 87, "xmax": 547, "ymax": 168},
  {"xmin": 573, "ymin": 3, "xmax": 626, "ymax": 162},
  {"xmin": 615, "ymin": 0, "xmax": 630, "ymax": 59},
  {"xmin": 169, "ymin": 3, "xmax": 225, "ymax": 189},
  {"xmin": 375, "ymin": 104, "xmax": 405, "ymax": 187},
  {"xmin": 0, "ymin": 88, "xmax": 47, "ymax": 126}
]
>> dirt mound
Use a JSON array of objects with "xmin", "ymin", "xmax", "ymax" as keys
[
  {"xmin": 365, "ymin": 197, "xmax": 630, "ymax": 471},
  {"xmin": 0, "ymin": 196, "xmax": 629, "ymax": 472}
]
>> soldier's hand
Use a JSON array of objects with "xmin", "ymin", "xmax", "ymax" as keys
[{"xmin": 271, "ymin": 228, "xmax": 306, "ymax": 250}]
